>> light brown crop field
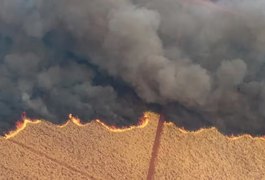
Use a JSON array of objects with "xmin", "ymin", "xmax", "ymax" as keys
[{"xmin": 0, "ymin": 113, "xmax": 265, "ymax": 179}]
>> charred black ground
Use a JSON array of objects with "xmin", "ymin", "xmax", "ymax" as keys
[{"xmin": 1, "ymin": 0, "xmax": 265, "ymax": 136}]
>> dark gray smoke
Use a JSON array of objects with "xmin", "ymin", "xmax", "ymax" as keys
[{"xmin": 0, "ymin": 0, "xmax": 265, "ymax": 135}]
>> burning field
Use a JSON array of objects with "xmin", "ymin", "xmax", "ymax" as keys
[
  {"xmin": 1, "ymin": 112, "xmax": 265, "ymax": 179},
  {"xmin": 1, "ymin": 0, "xmax": 265, "ymax": 136},
  {"xmin": 1, "ymin": 0, "xmax": 265, "ymax": 179}
]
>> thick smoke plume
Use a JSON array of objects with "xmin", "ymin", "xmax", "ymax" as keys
[{"xmin": 0, "ymin": 0, "xmax": 265, "ymax": 135}]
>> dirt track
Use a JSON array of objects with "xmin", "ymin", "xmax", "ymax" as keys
[{"xmin": 0, "ymin": 113, "xmax": 265, "ymax": 179}]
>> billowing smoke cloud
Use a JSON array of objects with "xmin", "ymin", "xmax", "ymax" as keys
[{"xmin": 0, "ymin": 0, "xmax": 265, "ymax": 135}]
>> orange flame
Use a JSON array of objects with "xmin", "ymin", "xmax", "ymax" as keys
[
  {"xmin": 95, "ymin": 114, "xmax": 149, "ymax": 133},
  {"xmin": 3, "ymin": 113, "xmax": 152, "ymax": 139},
  {"xmin": 3, "ymin": 112, "xmax": 264, "ymax": 141},
  {"xmin": 58, "ymin": 114, "xmax": 86, "ymax": 128},
  {"xmin": 164, "ymin": 121, "xmax": 265, "ymax": 141},
  {"xmin": 4, "ymin": 118, "xmax": 41, "ymax": 139}
]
